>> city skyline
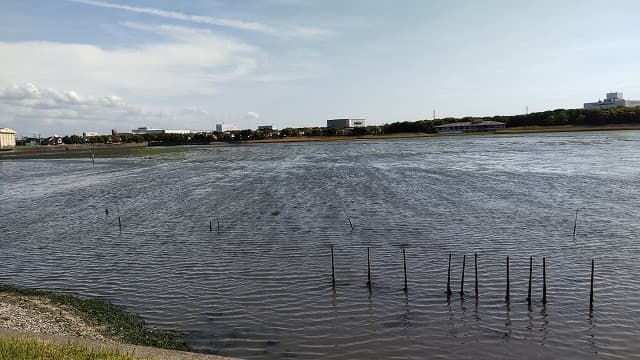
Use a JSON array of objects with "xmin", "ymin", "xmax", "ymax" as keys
[{"xmin": 2, "ymin": 0, "xmax": 640, "ymax": 135}]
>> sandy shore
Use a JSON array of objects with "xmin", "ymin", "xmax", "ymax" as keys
[{"xmin": 0, "ymin": 290, "xmax": 233, "ymax": 360}]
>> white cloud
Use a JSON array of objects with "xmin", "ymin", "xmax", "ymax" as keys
[
  {"xmin": 68, "ymin": 0, "xmax": 333, "ymax": 38},
  {"xmin": 0, "ymin": 83, "xmax": 216, "ymax": 135},
  {"xmin": 245, "ymin": 111, "xmax": 260, "ymax": 119},
  {"xmin": 0, "ymin": 23, "xmax": 259, "ymax": 98}
]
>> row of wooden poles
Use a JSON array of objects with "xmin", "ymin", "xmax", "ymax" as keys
[
  {"xmin": 110, "ymin": 212, "xmax": 595, "ymax": 309},
  {"xmin": 330, "ymin": 246, "xmax": 596, "ymax": 310}
]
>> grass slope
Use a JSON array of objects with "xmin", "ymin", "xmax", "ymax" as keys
[{"xmin": 0, "ymin": 285, "xmax": 188, "ymax": 351}]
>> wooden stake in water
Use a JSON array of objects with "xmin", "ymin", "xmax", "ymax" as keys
[
  {"xmin": 460, "ymin": 254, "xmax": 466, "ymax": 296},
  {"xmin": 367, "ymin": 247, "xmax": 372, "ymax": 290},
  {"xmin": 505, "ymin": 256, "xmax": 510, "ymax": 302},
  {"xmin": 590, "ymin": 258, "xmax": 594, "ymax": 310},
  {"xmin": 403, "ymin": 248, "xmax": 408, "ymax": 293},
  {"xmin": 105, "ymin": 208, "xmax": 109, "ymax": 216},
  {"xmin": 542, "ymin": 257, "xmax": 547, "ymax": 304},
  {"xmin": 330, "ymin": 245, "xmax": 335, "ymax": 287},
  {"xmin": 209, "ymin": 219, "xmax": 213, "ymax": 232},
  {"xmin": 446, "ymin": 252, "xmax": 452, "ymax": 296},
  {"xmin": 527, "ymin": 256, "xmax": 533, "ymax": 303},
  {"xmin": 91, "ymin": 152, "xmax": 95, "ymax": 167},
  {"xmin": 573, "ymin": 209, "xmax": 579, "ymax": 237},
  {"xmin": 118, "ymin": 216, "xmax": 122, "ymax": 230},
  {"xmin": 474, "ymin": 253, "xmax": 478, "ymax": 297},
  {"xmin": 217, "ymin": 217, "xmax": 220, "ymax": 232},
  {"xmin": 347, "ymin": 217, "xmax": 353, "ymax": 231}
]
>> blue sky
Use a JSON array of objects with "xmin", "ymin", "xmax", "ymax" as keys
[{"xmin": 2, "ymin": 0, "xmax": 640, "ymax": 136}]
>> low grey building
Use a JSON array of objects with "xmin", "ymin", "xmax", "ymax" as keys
[
  {"xmin": 435, "ymin": 120, "xmax": 505, "ymax": 134},
  {"xmin": 584, "ymin": 92, "xmax": 640, "ymax": 110},
  {"xmin": 327, "ymin": 118, "xmax": 367, "ymax": 129}
]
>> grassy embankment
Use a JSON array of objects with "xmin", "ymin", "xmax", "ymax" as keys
[
  {"xmin": 0, "ymin": 285, "xmax": 188, "ymax": 352},
  {"xmin": 0, "ymin": 337, "xmax": 149, "ymax": 360}
]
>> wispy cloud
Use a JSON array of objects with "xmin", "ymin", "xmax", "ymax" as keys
[
  {"xmin": 67, "ymin": 0, "xmax": 333, "ymax": 38},
  {"xmin": 0, "ymin": 23, "xmax": 260, "ymax": 98}
]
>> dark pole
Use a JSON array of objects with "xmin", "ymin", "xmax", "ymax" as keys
[
  {"xmin": 403, "ymin": 249, "xmax": 408, "ymax": 293},
  {"xmin": 118, "ymin": 216, "xmax": 122, "ymax": 231},
  {"xmin": 347, "ymin": 217, "xmax": 353, "ymax": 231},
  {"xmin": 460, "ymin": 254, "xmax": 466, "ymax": 296},
  {"xmin": 590, "ymin": 258, "xmax": 594, "ymax": 310},
  {"xmin": 474, "ymin": 253, "xmax": 478, "ymax": 297},
  {"xmin": 330, "ymin": 245, "xmax": 335, "ymax": 287},
  {"xmin": 542, "ymin": 257, "xmax": 547, "ymax": 304},
  {"xmin": 505, "ymin": 256, "xmax": 510, "ymax": 302},
  {"xmin": 573, "ymin": 209, "xmax": 579, "ymax": 238},
  {"xmin": 209, "ymin": 220, "xmax": 212, "ymax": 232},
  {"xmin": 527, "ymin": 256, "xmax": 532, "ymax": 303},
  {"xmin": 446, "ymin": 252, "xmax": 452, "ymax": 296},
  {"xmin": 217, "ymin": 218, "xmax": 220, "ymax": 232},
  {"xmin": 367, "ymin": 247, "xmax": 371, "ymax": 290},
  {"xmin": 105, "ymin": 208, "xmax": 109, "ymax": 216}
]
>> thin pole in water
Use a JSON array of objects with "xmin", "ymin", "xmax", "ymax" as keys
[
  {"xmin": 347, "ymin": 217, "xmax": 353, "ymax": 232},
  {"xmin": 542, "ymin": 257, "xmax": 547, "ymax": 304},
  {"xmin": 527, "ymin": 256, "xmax": 533, "ymax": 303},
  {"xmin": 118, "ymin": 216, "xmax": 122, "ymax": 231},
  {"xmin": 573, "ymin": 209, "xmax": 579, "ymax": 238},
  {"xmin": 474, "ymin": 253, "xmax": 478, "ymax": 297},
  {"xmin": 105, "ymin": 208, "xmax": 109, "ymax": 216},
  {"xmin": 330, "ymin": 245, "xmax": 335, "ymax": 287},
  {"xmin": 505, "ymin": 256, "xmax": 510, "ymax": 302},
  {"xmin": 460, "ymin": 254, "xmax": 466, "ymax": 296},
  {"xmin": 403, "ymin": 248, "xmax": 408, "ymax": 293},
  {"xmin": 590, "ymin": 258, "xmax": 594, "ymax": 311},
  {"xmin": 367, "ymin": 247, "xmax": 372, "ymax": 290},
  {"xmin": 217, "ymin": 218, "xmax": 220, "ymax": 232},
  {"xmin": 446, "ymin": 253, "xmax": 452, "ymax": 296},
  {"xmin": 209, "ymin": 219, "xmax": 213, "ymax": 232}
]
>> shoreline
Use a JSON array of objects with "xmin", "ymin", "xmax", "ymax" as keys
[
  {"xmin": 0, "ymin": 285, "xmax": 233, "ymax": 359},
  {"xmin": 1, "ymin": 125, "xmax": 639, "ymax": 159}
]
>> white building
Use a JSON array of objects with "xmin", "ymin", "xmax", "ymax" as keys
[
  {"xmin": 0, "ymin": 128, "xmax": 16, "ymax": 150},
  {"xmin": 584, "ymin": 92, "xmax": 640, "ymax": 110},
  {"xmin": 327, "ymin": 118, "xmax": 367, "ymax": 129},
  {"xmin": 216, "ymin": 123, "xmax": 238, "ymax": 132}
]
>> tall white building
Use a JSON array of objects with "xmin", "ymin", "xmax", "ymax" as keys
[
  {"xmin": 0, "ymin": 128, "xmax": 16, "ymax": 150},
  {"xmin": 584, "ymin": 92, "xmax": 640, "ymax": 110}
]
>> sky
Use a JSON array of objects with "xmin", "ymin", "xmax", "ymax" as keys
[{"xmin": 2, "ymin": 0, "xmax": 640, "ymax": 136}]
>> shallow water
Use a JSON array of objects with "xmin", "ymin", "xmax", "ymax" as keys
[{"xmin": 1, "ymin": 131, "xmax": 640, "ymax": 359}]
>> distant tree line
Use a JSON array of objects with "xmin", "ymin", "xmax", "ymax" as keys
[
  {"xmin": 54, "ymin": 106, "xmax": 640, "ymax": 145},
  {"xmin": 381, "ymin": 106, "xmax": 640, "ymax": 134}
]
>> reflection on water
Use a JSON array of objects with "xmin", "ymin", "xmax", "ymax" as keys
[{"xmin": 1, "ymin": 131, "xmax": 640, "ymax": 359}]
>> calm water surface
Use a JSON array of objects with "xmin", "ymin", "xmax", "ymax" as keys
[{"xmin": 1, "ymin": 131, "xmax": 640, "ymax": 359}]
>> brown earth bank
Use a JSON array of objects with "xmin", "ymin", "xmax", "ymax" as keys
[
  {"xmin": 0, "ymin": 289, "xmax": 236, "ymax": 360},
  {"xmin": 496, "ymin": 123, "xmax": 640, "ymax": 133}
]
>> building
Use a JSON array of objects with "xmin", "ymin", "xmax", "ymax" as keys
[
  {"xmin": 258, "ymin": 125, "xmax": 273, "ymax": 131},
  {"xmin": 0, "ymin": 128, "xmax": 16, "ymax": 150},
  {"xmin": 216, "ymin": 123, "xmax": 238, "ymax": 133},
  {"xmin": 131, "ymin": 127, "xmax": 164, "ymax": 135},
  {"xmin": 584, "ymin": 92, "xmax": 640, "ymax": 110},
  {"xmin": 435, "ymin": 120, "xmax": 505, "ymax": 134},
  {"xmin": 327, "ymin": 118, "xmax": 367, "ymax": 129}
]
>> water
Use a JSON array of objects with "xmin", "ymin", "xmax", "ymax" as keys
[{"xmin": 1, "ymin": 131, "xmax": 640, "ymax": 359}]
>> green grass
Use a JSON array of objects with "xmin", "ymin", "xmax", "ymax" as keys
[
  {"xmin": 0, "ymin": 337, "xmax": 150, "ymax": 360},
  {"xmin": 0, "ymin": 285, "xmax": 188, "ymax": 352}
]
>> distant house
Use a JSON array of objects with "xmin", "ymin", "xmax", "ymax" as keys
[
  {"xmin": 0, "ymin": 128, "xmax": 16, "ymax": 150},
  {"xmin": 131, "ymin": 127, "xmax": 164, "ymax": 135},
  {"xmin": 435, "ymin": 120, "xmax": 505, "ymax": 134},
  {"xmin": 327, "ymin": 118, "xmax": 367, "ymax": 129}
]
